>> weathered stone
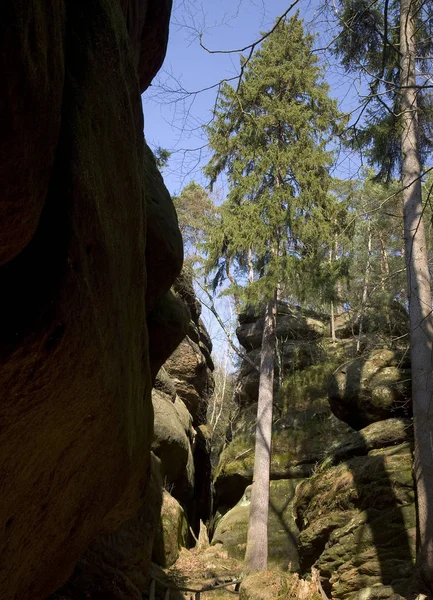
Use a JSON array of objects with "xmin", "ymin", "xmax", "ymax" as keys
[
  {"xmin": 296, "ymin": 445, "xmax": 414, "ymax": 528},
  {"xmin": 334, "ymin": 303, "xmax": 408, "ymax": 340},
  {"xmin": 0, "ymin": 2, "xmax": 176, "ymax": 598},
  {"xmin": 152, "ymin": 390, "xmax": 190, "ymax": 489},
  {"xmin": 331, "ymin": 419, "xmax": 413, "ymax": 463},
  {"xmin": 328, "ymin": 350, "xmax": 411, "ymax": 430},
  {"xmin": 49, "ymin": 453, "xmax": 163, "ymax": 600},
  {"xmin": 152, "ymin": 491, "xmax": 188, "ymax": 568},
  {"xmin": 236, "ymin": 312, "xmax": 325, "ymax": 351},
  {"xmin": 172, "ymin": 269, "xmax": 201, "ymax": 322},
  {"xmin": 144, "ymin": 143, "xmax": 184, "ymax": 313},
  {"xmin": 147, "ymin": 290, "xmax": 190, "ymax": 380},
  {"xmin": 154, "ymin": 366, "xmax": 177, "ymax": 401},
  {"xmin": 165, "ymin": 336, "xmax": 214, "ymax": 423},
  {"xmin": 215, "ymin": 412, "xmax": 352, "ymax": 512},
  {"xmin": 351, "ymin": 585, "xmax": 407, "ymax": 600},
  {"xmin": 321, "ymin": 505, "xmax": 416, "ymax": 599},
  {"xmin": 199, "ymin": 317, "xmax": 213, "ymax": 352},
  {"xmin": 295, "ymin": 445, "xmax": 415, "ymax": 598},
  {"xmin": 213, "ymin": 480, "xmax": 301, "ymax": 570},
  {"xmin": 173, "ymin": 396, "xmax": 194, "ymax": 441}
]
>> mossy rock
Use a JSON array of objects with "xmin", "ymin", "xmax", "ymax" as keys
[
  {"xmin": 212, "ymin": 480, "xmax": 302, "ymax": 571},
  {"xmin": 152, "ymin": 491, "xmax": 188, "ymax": 568},
  {"xmin": 321, "ymin": 504, "xmax": 416, "ymax": 598},
  {"xmin": 295, "ymin": 444, "xmax": 415, "ymax": 599},
  {"xmin": 328, "ymin": 349, "xmax": 411, "ymax": 430},
  {"xmin": 295, "ymin": 444, "xmax": 414, "ymax": 529},
  {"xmin": 215, "ymin": 411, "xmax": 352, "ymax": 511},
  {"xmin": 330, "ymin": 418, "xmax": 413, "ymax": 463}
]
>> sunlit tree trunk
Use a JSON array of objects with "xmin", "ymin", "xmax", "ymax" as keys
[
  {"xmin": 400, "ymin": 0, "xmax": 433, "ymax": 583},
  {"xmin": 248, "ymin": 247, "xmax": 255, "ymax": 284},
  {"xmin": 329, "ymin": 246, "xmax": 336, "ymax": 342},
  {"xmin": 357, "ymin": 224, "xmax": 372, "ymax": 353},
  {"xmin": 244, "ymin": 293, "xmax": 277, "ymax": 572}
]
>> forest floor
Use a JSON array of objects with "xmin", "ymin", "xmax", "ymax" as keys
[{"xmin": 149, "ymin": 544, "xmax": 243, "ymax": 600}]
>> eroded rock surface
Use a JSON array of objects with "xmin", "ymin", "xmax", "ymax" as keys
[
  {"xmin": 0, "ymin": 2, "xmax": 183, "ymax": 599},
  {"xmin": 328, "ymin": 349, "xmax": 411, "ymax": 429}
]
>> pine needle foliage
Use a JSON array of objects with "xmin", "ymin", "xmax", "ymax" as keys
[
  {"xmin": 203, "ymin": 14, "xmax": 343, "ymax": 307},
  {"xmin": 333, "ymin": 0, "xmax": 433, "ymax": 180}
]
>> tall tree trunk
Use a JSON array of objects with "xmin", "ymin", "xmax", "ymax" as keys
[
  {"xmin": 334, "ymin": 232, "xmax": 344, "ymax": 314},
  {"xmin": 357, "ymin": 224, "xmax": 372, "ymax": 353},
  {"xmin": 244, "ymin": 293, "xmax": 277, "ymax": 573},
  {"xmin": 400, "ymin": 0, "xmax": 433, "ymax": 584},
  {"xmin": 329, "ymin": 247, "xmax": 336, "ymax": 342}
]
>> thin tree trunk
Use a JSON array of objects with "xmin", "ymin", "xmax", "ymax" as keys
[
  {"xmin": 357, "ymin": 224, "xmax": 372, "ymax": 353},
  {"xmin": 329, "ymin": 247, "xmax": 336, "ymax": 342},
  {"xmin": 400, "ymin": 0, "xmax": 433, "ymax": 584},
  {"xmin": 244, "ymin": 293, "xmax": 277, "ymax": 572},
  {"xmin": 248, "ymin": 247, "xmax": 254, "ymax": 284},
  {"xmin": 226, "ymin": 258, "xmax": 240, "ymax": 313},
  {"xmin": 330, "ymin": 301, "xmax": 336, "ymax": 343}
]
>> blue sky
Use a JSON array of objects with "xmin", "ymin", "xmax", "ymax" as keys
[
  {"xmin": 142, "ymin": 0, "xmax": 365, "ymax": 197},
  {"xmin": 141, "ymin": 0, "xmax": 366, "ymax": 362}
]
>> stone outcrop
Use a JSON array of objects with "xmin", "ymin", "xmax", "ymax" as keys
[
  {"xmin": 295, "ymin": 439, "xmax": 415, "ymax": 598},
  {"xmin": 165, "ymin": 270, "xmax": 215, "ymax": 424},
  {"xmin": 152, "ymin": 490, "xmax": 188, "ymax": 568},
  {"xmin": 150, "ymin": 271, "xmax": 214, "ymax": 556},
  {"xmin": 328, "ymin": 349, "xmax": 411, "ymax": 430},
  {"xmin": 0, "ymin": 2, "xmax": 192, "ymax": 599}
]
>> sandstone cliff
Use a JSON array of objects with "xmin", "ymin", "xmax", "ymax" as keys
[{"xmin": 0, "ymin": 2, "xmax": 190, "ymax": 599}]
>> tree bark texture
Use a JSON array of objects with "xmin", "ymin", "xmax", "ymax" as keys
[
  {"xmin": 244, "ymin": 294, "xmax": 277, "ymax": 572},
  {"xmin": 400, "ymin": 0, "xmax": 433, "ymax": 584},
  {"xmin": 357, "ymin": 224, "xmax": 372, "ymax": 353}
]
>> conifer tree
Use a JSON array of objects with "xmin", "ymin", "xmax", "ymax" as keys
[{"xmin": 204, "ymin": 14, "xmax": 341, "ymax": 572}]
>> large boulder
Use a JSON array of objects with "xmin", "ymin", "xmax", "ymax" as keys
[
  {"xmin": 328, "ymin": 349, "xmax": 411, "ymax": 430},
  {"xmin": 151, "ymin": 390, "xmax": 194, "ymax": 505},
  {"xmin": 213, "ymin": 480, "xmax": 301, "ymax": 570},
  {"xmin": 165, "ymin": 336, "xmax": 214, "ymax": 424},
  {"xmin": 0, "ymin": 2, "xmax": 179, "ymax": 599},
  {"xmin": 152, "ymin": 491, "xmax": 188, "ymax": 568},
  {"xmin": 236, "ymin": 311, "xmax": 325, "ymax": 351},
  {"xmin": 295, "ymin": 443, "xmax": 415, "ymax": 598},
  {"xmin": 330, "ymin": 418, "xmax": 413, "ymax": 463}
]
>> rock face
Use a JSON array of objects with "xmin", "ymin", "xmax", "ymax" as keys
[
  {"xmin": 0, "ymin": 2, "xmax": 189, "ymax": 599},
  {"xmin": 152, "ymin": 490, "xmax": 188, "ymax": 568},
  {"xmin": 328, "ymin": 349, "xmax": 411, "ymax": 430},
  {"xmin": 165, "ymin": 271, "xmax": 215, "ymax": 424},
  {"xmin": 295, "ymin": 440, "xmax": 415, "ymax": 598},
  {"xmin": 151, "ymin": 271, "xmax": 215, "ymax": 542},
  {"xmin": 51, "ymin": 274, "xmax": 215, "ymax": 597}
]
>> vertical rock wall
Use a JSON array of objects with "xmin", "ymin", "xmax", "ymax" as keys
[{"xmin": 0, "ymin": 2, "xmax": 192, "ymax": 599}]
